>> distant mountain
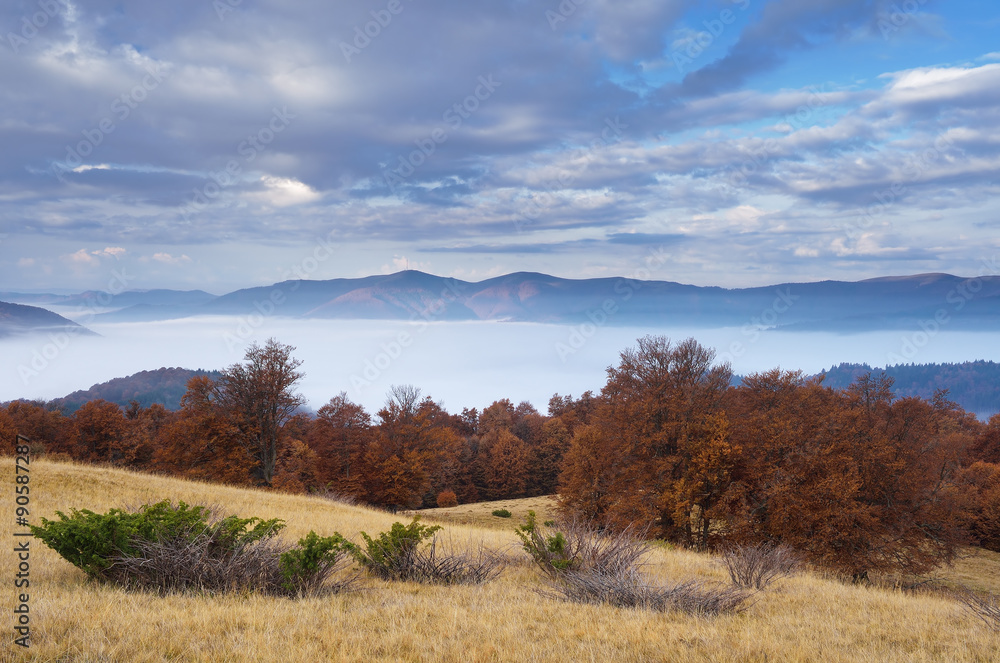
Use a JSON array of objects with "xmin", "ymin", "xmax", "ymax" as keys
[
  {"xmin": 0, "ymin": 289, "xmax": 217, "ymax": 323},
  {"xmin": 46, "ymin": 367, "xmax": 224, "ymax": 413},
  {"xmin": 0, "ymin": 301, "xmax": 97, "ymax": 338},
  {"xmin": 7, "ymin": 271, "xmax": 1000, "ymax": 331},
  {"xmin": 815, "ymin": 361, "xmax": 1000, "ymax": 420}
]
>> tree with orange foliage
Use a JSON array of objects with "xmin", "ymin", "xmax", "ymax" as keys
[
  {"xmin": 482, "ymin": 428, "xmax": 531, "ymax": 499},
  {"xmin": 272, "ymin": 438, "xmax": 321, "ymax": 494},
  {"xmin": 122, "ymin": 401, "xmax": 172, "ymax": 469},
  {"xmin": 954, "ymin": 461, "xmax": 1000, "ymax": 552},
  {"xmin": 969, "ymin": 414, "xmax": 1000, "ymax": 464},
  {"xmin": 532, "ymin": 417, "xmax": 570, "ymax": 495},
  {"xmin": 558, "ymin": 424, "xmax": 614, "ymax": 521},
  {"xmin": 71, "ymin": 399, "xmax": 129, "ymax": 464},
  {"xmin": 0, "ymin": 408, "xmax": 17, "ymax": 454},
  {"xmin": 3, "ymin": 401, "xmax": 72, "ymax": 454},
  {"xmin": 306, "ymin": 392, "xmax": 372, "ymax": 494},
  {"xmin": 723, "ymin": 370, "xmax": 967, "ymax": 579},
  {"xmin": 559, "ymin": 336, "xmax": 733, "ymax": 547},
  {"xmin": 356, "ymin": 386, "xmax": 463, "ymax": 509},
  {"xmin": 215, "ymin": 338, "xmax": 305, "ymax": 485},
  {"xmin": 152, "ymin": 376, "xmax": 254, "ymax": 485}
]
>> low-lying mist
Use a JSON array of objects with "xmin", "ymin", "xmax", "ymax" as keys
[{"xmin": 3, "ymin": 316, "xmax": 998, "ymax": 415}]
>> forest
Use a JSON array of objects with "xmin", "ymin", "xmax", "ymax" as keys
[
  {"xmin": 4, "ymin": 336, "xmax": 999, "ymax": 581},
  {"xmin": 818, "ymin": 360, "xmax": 1000, "ymax": 418}
]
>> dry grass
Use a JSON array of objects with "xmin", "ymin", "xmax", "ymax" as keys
[
  {"xmin": 413, "ymin": 495, "xmax": 560, "ymax": 530},
  {"xmin": 3, "ymin": 457, "xmax": 1000, "ymax": 662}
]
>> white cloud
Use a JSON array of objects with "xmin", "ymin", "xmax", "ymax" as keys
[
  {"xmin": 93, "ymin": 247, "xmax": 126, "ymax": 259},
  {"xmin": 381, "ymin": 255, "xmax": 430, "ymax": 274},
  {"xmin": 64, "ymin": 249, "xmax": 100, "ymax": 266},
  {"xmin": 151, "ymin": 253, "xmax": 192, "ymax": 265}
]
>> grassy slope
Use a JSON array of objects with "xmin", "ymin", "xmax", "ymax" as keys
[{"xmin": 2, "ymin": 458, "xmax": 998, "ymax": 662}]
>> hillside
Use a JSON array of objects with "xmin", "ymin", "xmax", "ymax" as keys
[
  {"xmin": 4, "ymin": 458, "xmax": 998, "ymax": 662},
  {"xmin": 0, "ymin": 301, "xmax": 96, "ymax": 338},
  {"xmin": 45, "ymin": 367, "xmax": 224, "ymax": 413}
]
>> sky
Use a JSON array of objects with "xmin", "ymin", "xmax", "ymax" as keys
[{"xmin": 1, "ymin": 0, "xmax": 999, "ymax": 294}]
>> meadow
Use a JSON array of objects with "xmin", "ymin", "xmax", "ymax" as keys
[{"xmin": 3, "ymin": 457, "xmax": 998, "ymax": 662}]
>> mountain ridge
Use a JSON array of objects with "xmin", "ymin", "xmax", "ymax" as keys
[{"xmin": 2, "ymin": 270, "xmax": 998, "ymax": 331}]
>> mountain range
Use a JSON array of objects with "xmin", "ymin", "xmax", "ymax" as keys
[{"xmin": 2, "ymin": 271, "xmax": 1000, "ymax": 333}]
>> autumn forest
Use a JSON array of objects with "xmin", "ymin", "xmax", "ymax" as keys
[{"xmin": 4, "ymin": 336, "xmax": 999, "ymax": 581}]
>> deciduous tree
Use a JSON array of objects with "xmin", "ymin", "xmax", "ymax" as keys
[{"xmin": 215, "ymin": 338, "xmax": 305, "ymax": 485}]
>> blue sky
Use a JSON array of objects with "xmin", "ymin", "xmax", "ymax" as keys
[{"xmin": 1, "ymin": 0, "xmax": 998, "ymax": 293}]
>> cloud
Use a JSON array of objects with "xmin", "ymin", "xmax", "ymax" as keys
[
  {"xmin": 1, "ymin": 1, "xmax": 998, "ymax": 291},
  {"xmin": 151, "ymin": 252, "xmax": 192, "ymax": 265},
  {"xmin": 380, "ymin": 255, "xmax": 431, "ymax": 274},
  {"xmin": 64, "ymin": 249, "xmax": 100, "ymax": 266},
  {"xmin": 93, "ymin": 246, "xmax": 126, "ymax": 259},
  {"xmin": 666, "ymin": 0, "xmax": 874, "ymax": 97}
]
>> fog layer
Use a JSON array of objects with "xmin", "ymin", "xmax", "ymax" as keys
[{"xmin": 3, "ymin": 317, "xmax": 997, "ymax": 414}]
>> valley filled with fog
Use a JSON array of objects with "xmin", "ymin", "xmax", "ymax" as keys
[{"xmin": 4, "ymin": 316, "xmax": 999, "ymax": 415}]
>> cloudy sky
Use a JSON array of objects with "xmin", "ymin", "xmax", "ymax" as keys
[{"xmin": 1, "ymin": 0, "xmax": 998, "ymax": 294}]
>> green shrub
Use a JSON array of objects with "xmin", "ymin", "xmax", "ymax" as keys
[
  {"xmin": 514, "ymin": 510, "xmax": 576, "ymax": 576},
  {"xmin": 351, "ymin": 517, "xmax": 442, "ymax": 581},
  {"xmin": 279, "ymin": 531, "xmax": 354, "ymax": 595},
  {"xmin": 30, "ymin": 500, "xmax": 283, "ymax": 579},
  {"xmin": 491, "ymin": 509, "xmax": 512, "ymax": 518},
  {"xmin": 27, "ymin": 501, "xmax": 364, "ymax": 597}
]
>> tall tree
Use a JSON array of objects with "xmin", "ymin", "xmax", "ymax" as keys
[
  {"xmin": 560, "ymin": 336, "xmax": 733, "ymax": 546},
  {"xmin": 153, "ymin": 376, "xmax": 253, "ymax": 485},
  {"xmin": 307, "ymin": 392, "xmax": 372, "ymax": 494},
  {"xmin": 71, "ymin": 399, "xmax": 128, "ymax": 464},
  {"xmin": 215, "ymin": 338, "xmax": 305, "ymax": 485},
  {"xmin": 482, "ymin": 429, "xmax": 531, "ymax": 499}
]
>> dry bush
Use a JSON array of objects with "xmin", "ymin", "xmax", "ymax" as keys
[
  {"xmin": 110, "ymin": 527, "xmax": 358, "ymax": 597},
  {"xmin": 720, "ymin": 542, "xmax": 800, "ymax": 590},
  {"xmin": 520, "ymin": 513, "xmax": 753, "ymax": 615},
  {"xmin": 110, "ymin": 532, "xmax": 281, "ymax": 595},
  {"xmin": 547, "ymin": 570, "xmax": 754, "ymax": 615},
  {"xmin": 516, "ymin": 511, "xmax": 649, "ymax": 579},
  {"xmin": 405, "ymin": 539, "xmax": 506, "ymax": 584},
  {"xmin": 955, "ymin": 589, "xmax": 1000, "ymax": 631},
  {"xmin": 353, "ymin": 518, "xmax": 504, "ymax": 584}
]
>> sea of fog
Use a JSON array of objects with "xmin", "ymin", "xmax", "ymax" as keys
[{"xmin": 3, "ymin": 316, "xmax": 999, "ymax": 415}]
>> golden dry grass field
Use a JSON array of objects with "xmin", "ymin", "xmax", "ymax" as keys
[{"xmin": 2, "ymin": 457, "xmax": 999, "ymax": 662}]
